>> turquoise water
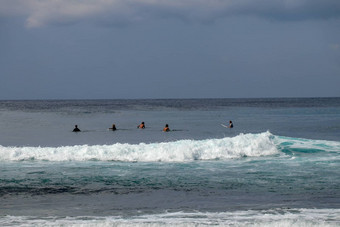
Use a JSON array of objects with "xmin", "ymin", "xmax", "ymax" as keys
[{"xmin": 0, "ymin": 98, "xmax": 339, "ymax": 226}]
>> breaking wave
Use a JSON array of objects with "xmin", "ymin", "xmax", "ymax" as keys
[
  {"xmin": 1, "ymin": 208, "xmax": 339, "ymax": 227},
  {"xmin": 0, "ymin": 132, "xmax": 339, "ymax": 162}
]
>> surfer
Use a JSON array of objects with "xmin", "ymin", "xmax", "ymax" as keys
[
  {"xmin": 163, "ymin": 124, "xmax": 170, "ymax": 132},
  {"xmin": 137, "ymin": 122, "xmax": 145, "ymax": 129},
  {"xmin": 73, "ymin": 125, "xmax": 81, "ymax": 132},
  {"xmin": 229, "ymin": 121, "xmax": 233, "ymax": 128},
  {"xmin": 109, "ymin": 124, "xmax": 116, "ymax": 131}
]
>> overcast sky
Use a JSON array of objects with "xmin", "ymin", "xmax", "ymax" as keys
[{"xmin": 0, "ymin": 0, "xmax": 339, "ymax": 99}]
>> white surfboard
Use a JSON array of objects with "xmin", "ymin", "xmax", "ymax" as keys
[{"xmin": 221, "ymin": 124, "xmax": 229, "ymax": 128}]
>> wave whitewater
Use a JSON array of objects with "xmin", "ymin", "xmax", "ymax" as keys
[
  {"xmin": 1, "ymin": 208, "xmax": 339, "ymax": 226},
  {"xmin": 0, "ymin": 132, "xmax": 339, "ymax": 162}
]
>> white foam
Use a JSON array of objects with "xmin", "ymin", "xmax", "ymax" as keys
[
  {"xmin": 1, "ymin": 208, "xmax": 339, "ymax": 226},
  {"xmin": 0, "ymin": 132, "xmax": 279, "ymax": 162}
]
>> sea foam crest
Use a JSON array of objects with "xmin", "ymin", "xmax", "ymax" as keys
[{"xmin": 0, "ymin": 132, "xmax": 278, "ymax": 162}]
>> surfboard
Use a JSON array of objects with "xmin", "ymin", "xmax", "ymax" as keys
[{"xmin": 221, "ymin": 124, "xmax": 229, "ymax": 128}]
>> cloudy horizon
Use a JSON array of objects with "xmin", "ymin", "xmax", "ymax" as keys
[{"xmin": 1, "ymin": 0, "xmax": 340, "ymax": 99}]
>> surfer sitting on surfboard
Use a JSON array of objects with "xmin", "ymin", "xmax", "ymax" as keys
[
  {"xmin": 229, "ymin": 121, "xmax": 233, "ymax": 128},
  {"xmin": 163, "ymin": 124, "xmax": 170, "ymax": 132},
  {"xmin": 109, "ymin": 124, "xmax": 116, "ymax": 131},
  {"xmin": 137, "ymin": 122, "xmax": 145, "ymax": 129},
  {"xmin": 73, "ymin": 125, "xmax": 81, "ymax": 132}
]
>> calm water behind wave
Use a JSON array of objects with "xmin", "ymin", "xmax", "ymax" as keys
[{"xmin": 0, "ymin": 98, "xmax": 339, "ymax": 147}]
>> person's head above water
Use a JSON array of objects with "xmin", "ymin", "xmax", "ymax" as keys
[
  {"xmin": 163, "ymin": 124, "xmax": 170, "ymax": 132},
  {"xmin": 110, "ymin": 124, "xmax": 116, "ymax": 130},
  {"xmin": 73, "ymin": 125, "xmax": 81, "ymax": 132},
  {"xmin": 138, "ymin": 122, "xmax": 145, "ymax": 128}
]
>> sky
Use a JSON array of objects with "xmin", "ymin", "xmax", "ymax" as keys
[{"xmin": 0, "ymin": 0, "xmax": 340, "ymax": 99}]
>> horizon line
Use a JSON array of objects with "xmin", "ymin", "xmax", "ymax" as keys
[{"xmin": 0, "ymin": 96, "xmax": 339, "ymax": 102}]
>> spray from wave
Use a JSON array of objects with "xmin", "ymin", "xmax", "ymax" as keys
[{"xmin": 0, "ymin": 132, "xmax": 278, "ymax": 162}]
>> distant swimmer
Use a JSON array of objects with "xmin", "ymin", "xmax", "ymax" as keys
[
  {"xmin": 137, "ymin": 122, "xmax": 145, "ymax": 129},
  {"xmin": 163, "ymin": 124, "xmax": 170, "ymax": 132},
  {"xmin": 229, "ymin": 121, "xmax": 233, "ymax": 128},
  {"xmin": 109, "ymin": 124, "xmax": 116, "ymax": 131},
  {"xmin": 73, "ymin": 125, "xmax": 81, "ymax": 132}
]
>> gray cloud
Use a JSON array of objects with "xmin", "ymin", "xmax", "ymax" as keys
[{"xmin": 1, "ymin": 0, "xmax": 340, "ymax": 28}]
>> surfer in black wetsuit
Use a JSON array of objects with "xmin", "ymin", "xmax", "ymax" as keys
[
  {"xmin": 109, "ymin": 124, "xmax": 117, "ymax": 131},
  {"xmin": 229, "ymin": 121, "xmax": 233, "ymax": 128},
  {"xmin": 73, "ymin": 125, "xmax": 81, "ymax": 132}
]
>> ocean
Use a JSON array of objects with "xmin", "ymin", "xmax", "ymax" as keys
[{"xmin": 0, "ymin": 98, "xmax": 339, "ymax": 226}]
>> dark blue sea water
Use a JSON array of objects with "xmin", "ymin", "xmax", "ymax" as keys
[{"xmin": 0, "ymin": 98, "xmax": 339, "ymax": 226}]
